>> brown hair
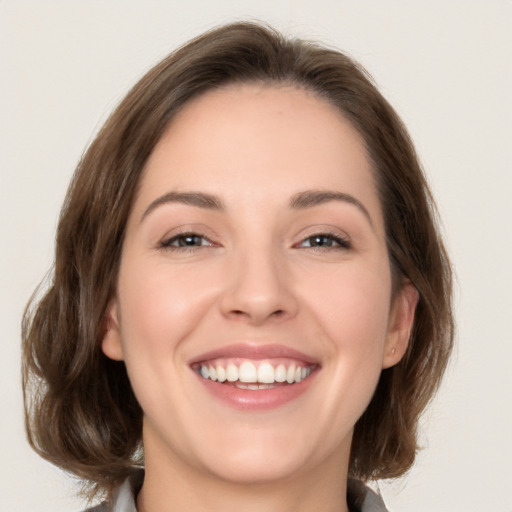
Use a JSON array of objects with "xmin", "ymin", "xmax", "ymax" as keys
[{"xmin": 22, "ymin": 21, "xmax": 453, "ymax": 495}]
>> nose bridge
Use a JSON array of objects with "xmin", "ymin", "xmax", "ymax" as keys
[{"xmin": 220, "ymin": 237, "xmax": 297, "ymax": 324}]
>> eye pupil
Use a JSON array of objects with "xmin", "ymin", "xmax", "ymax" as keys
[
  {"xmin": 179, "ymin": 235, "xmax": 202, "ymax": 246},
  {"xmin": 310, "ymin": 235, "xmax": 333, "ymax": 247}
]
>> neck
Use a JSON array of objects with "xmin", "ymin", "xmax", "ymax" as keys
[{"xmin": 137, "ymin": 441, "xmax": 350, "ymax": 512}]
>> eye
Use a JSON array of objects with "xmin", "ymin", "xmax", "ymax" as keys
[
  {"xmin": 298, "ymin": 233, "xmax": 351, "ymax": 250},
  {"xmin": 160, "ymin": 233, "xmax": 214, "ymax": 250}
]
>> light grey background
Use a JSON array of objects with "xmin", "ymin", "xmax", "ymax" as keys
[{"xmin": 1, "ymin": 1, "xmax": 511, "ymax": 511}]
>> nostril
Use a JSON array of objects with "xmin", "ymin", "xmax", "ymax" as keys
[{"xmin": 227, "ymin": 308, "xmax": 287, "ymax": 323}]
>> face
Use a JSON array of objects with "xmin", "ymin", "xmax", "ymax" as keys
[{"xmin": 102, "ymin": 84, "xmax": 417, "ymax": 485}]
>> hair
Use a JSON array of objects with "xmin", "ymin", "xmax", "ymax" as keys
[{"xmin": 22, "ymin": 21, "xmax": 454, "ymax": 496}]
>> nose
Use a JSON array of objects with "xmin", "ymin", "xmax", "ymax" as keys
[{"xmin": 219, "ymin": 247, "xmax": 299, "ymax": 326}]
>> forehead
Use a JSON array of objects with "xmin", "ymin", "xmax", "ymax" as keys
[{"xmin": 135, "ymin": 84, "xmax": 381, "ymax": 224}]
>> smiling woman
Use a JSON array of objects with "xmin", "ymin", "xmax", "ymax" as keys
[{"xmin": 22, "ymin": 22, "xmax": 453, "ymax": 512}]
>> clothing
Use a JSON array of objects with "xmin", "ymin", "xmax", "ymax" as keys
[{"xmin": 83, "ymin": 469, "xmax": 388, "ymax": 512}]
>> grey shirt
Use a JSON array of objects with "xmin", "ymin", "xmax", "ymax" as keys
[{"xmin": 84, "ymin": 470, "xmax": 388, "ymax": 512}]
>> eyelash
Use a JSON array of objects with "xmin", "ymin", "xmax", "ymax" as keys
[
  {"xmin": 159, "ymin": 232, "xmax": 215, "ymax": 251},
  {"xmin": 296, "ymin": 232, "xmax": 351, "ymax": 251},
  {"xmin": 159, "ymin": 231, "xmax": 351, "ymax": 252}
]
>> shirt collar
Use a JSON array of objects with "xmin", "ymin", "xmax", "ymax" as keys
[{"xmin": 106, "ymin": 469, "xmax": 388, "ymax": 512}]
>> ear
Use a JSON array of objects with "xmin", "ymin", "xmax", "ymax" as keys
[
  {"xmin": 101, "ymin": 298, "xmax": 124, "ymax": 361},
  {"xmin": 382, "ymin": 281, "xmax": 419, "ymax": 369}
]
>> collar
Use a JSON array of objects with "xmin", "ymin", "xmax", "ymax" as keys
[{"xmin": 92, "ymin": 469, "xmax": 388, "ymax": 512}]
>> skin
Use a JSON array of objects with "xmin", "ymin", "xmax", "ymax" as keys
[{"xmin": 102, "ymin": 84, "xmax": 418, "ymax": 512}]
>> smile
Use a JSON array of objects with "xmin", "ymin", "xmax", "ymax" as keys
[
  {"xmin": 197, "ymin": 359, "xmax": 314, "ymax": 387},
  {"xmin": 190, "ymin": 344, "xmax": 319, "ymax": 410}
]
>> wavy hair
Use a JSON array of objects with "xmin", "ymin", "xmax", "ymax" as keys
[{"xmin": 22, "ymin": 21, "xmax": 454, "ymax": 496}]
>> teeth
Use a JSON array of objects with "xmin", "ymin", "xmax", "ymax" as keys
[
  {"xmin": 286, "ymin": 364, "xmax": 296, "ymax": 384},
  {"xmin": 236, "ymin": 383, "xmax": 275, "ymax": 390},
  {"xmin": 226, "ymin": 363, "xmax": 238, "ymax": 382},
  {"xmin": 216, "ymin": 365, "xmax": 227, "ymax": 382},
  {"xmin": 275, "ymin": 364, "xmax": 287, "ymax": 382},
  {"xmin": 257, "ymin": 362, "xmax": 275, "ymax": 383},
  {"xmin": 198, "ymin": 360, "xmax": 313, "ymax": 386},
  {"xmin": 239, "ymin": 361, "xmax": 257, "ymax": 383}
]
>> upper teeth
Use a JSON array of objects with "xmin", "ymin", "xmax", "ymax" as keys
[{"xmin": 199, "ymin": 361, "xmax": 312, "ymax": 385}]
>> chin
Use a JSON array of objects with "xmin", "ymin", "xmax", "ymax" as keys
[
  {"xmin": 187, "ymin": 422, "xmax": 340, "ymax": 486},
  {"xmin": 201, "ymin": 450, "xmax": 309, "ymax": 485}
]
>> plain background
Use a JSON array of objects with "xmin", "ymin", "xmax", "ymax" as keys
[{"xmin": 1, "ymin": 1, "xmax": 511, "ymax": 511}]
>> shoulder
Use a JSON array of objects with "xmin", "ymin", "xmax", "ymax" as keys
[
  {"xmin": 79, "ymin": 469, "xmax": 143, "ymax": 512},
  {"xmin": 348, "ymin": 478, "xmax": 389, "ymax": 512},
  {"xmin": 81, "ymin": 505, "xmax": 109, "ymax": 512},
  {"xmin": 81, "ymin": 472, "xmax": 387, "ymax": 512}
]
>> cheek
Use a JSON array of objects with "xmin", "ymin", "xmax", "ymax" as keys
[
  {"xmin": 116, "ymin": 257, "xmax": 223, "ymax": 358},
  {"xmin": 299, "ymin": 261, "xmax": 392, "ymax": 365},
  {"xmin": 114, "ymin": 259, "xmax": 220, "ymax": 422},
  {"xmin": 286, "ymin": 262, "xmax": 393, "ymax": 448},
  {"xmin": 312, "ymin": 261, "xmax": 390, "ymax": 323}
]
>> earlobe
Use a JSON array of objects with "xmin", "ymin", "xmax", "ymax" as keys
[
  {"xmin": 382, "ymin": 282, "xmax": 419, "ymax": 369},
  {"xmin": 101, "ymin": 299, "xmax": 124, "ymax": 361}
]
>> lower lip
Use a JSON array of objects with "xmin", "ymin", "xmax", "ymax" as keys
[{"xmin": 195, "ymin": 372, "xmax": 317, "ymax": 411}]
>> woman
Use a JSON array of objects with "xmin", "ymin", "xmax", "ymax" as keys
[{"xmin": 22, "ymin": 22, "xmax": 453, "ymax": 512}]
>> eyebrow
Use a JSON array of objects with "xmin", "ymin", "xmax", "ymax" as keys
[
  {"xmin": 140, "ymin": 189, "xmax": 373, "ymax": 226},
  {"xmin": 290, "ymin": 190, "xmax": 373, "ymax": 226},
  {"xmin": 140, "ymin": 191, "xmax": 225, "ymax": 222}
]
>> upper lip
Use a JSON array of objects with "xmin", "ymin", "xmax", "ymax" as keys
[{"xmin": 189, "ymin": 343, "xmax": 320, "ymax": 366}]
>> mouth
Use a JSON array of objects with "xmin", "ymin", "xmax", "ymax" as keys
[
  {"xmin": 190, "ymin": 344, "xmax": 319, "ymax": 410},
  {"xmin": 193, "ymin": 359, "xmax": 315, "ymax": 389}
]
